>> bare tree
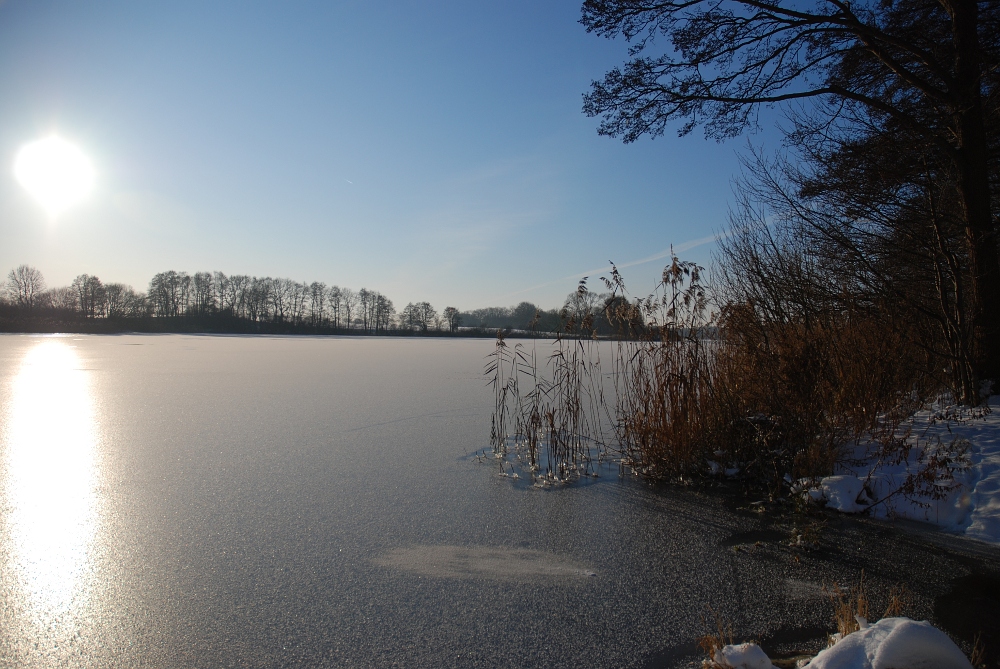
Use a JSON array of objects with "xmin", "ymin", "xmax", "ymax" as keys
[
  {"xmin": 443, "ymin": 306, "xmax": 461, "ymax": 333},
  {"xmin": 340, "ymin": 287, "xmax": 357, "ymax": 329},
  {"xmin": 105, "ymin": 283, "xmax": 129, "ymax": 318},
  {"xmin": 149, "ymin": 271, "xmax": 183, "ymax": 317},
  {"xmin": 105, "ymin": 283, "xmax": 146, "ymax": 318},
  {"xmin": 416, "ymin": 302, "xmax": 437, "ymax": 332},
  {"xmin": 192, "ymin": 272, "xmax": 215, "ymax": 314},
  {"xmin": 309, "ymin": 281, "xmax": 327, "ymax": 326},
  {"xmin": 358, "ymin": 288, "xmax": 372, "ymax": 332},
  {"xmin": 213, "ymin": 272, "xmax": 230, "ymax": 314},
  {"xmin": 46, "ymin": 286, "xmax": 77, "ymax": 312},
  {"xmin": 268, "ymin": 278, "xmax": 292, "ymax": 323},
  {"xmin": 71, "ymin": 274, "xmax": 106, "ymax": 318},
  {"xmin": 246, "ymin": 277, "xmax": 270, "ymax": 322},
  {"xmin": 327, "ymin": 285, "xmax": 342, "ymax": 328},
  {"xmin": 177, "ymin": 272, "xmax": 192, "ymax": 314},
  {"xmin": 226, "ymin": 274, "xmax": 251, "ymax": 318},
  {"xmin": 6, "ymin": 265, "xmax": 45, "ymax": 310},
  {"xmin": 340, "ymin": 288, "xmax": 359, "ymax": 328},
  {"xmin": 374, "ymin": 293, "xmax": 395, "ymax": 332},
  {"xmin": 400, "ymin": 303, "xmax": 420, "ymax": 330},
  {"xmin": 582, "ymin": 0, "xmax": 1000, "ymax": 384},
  {"xmin": 287, "ymin": 281, "xmax": 309, "ymax": 325}
]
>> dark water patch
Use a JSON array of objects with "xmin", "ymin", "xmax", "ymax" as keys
[
  {"xmin": 757, "ymin": 625, "xmax": 829, "ymax": 659},
  {"xmin": 642, "ymin": 643, "xmax": 699, "ymax": 668},
  {"xmin": 935, "ymin": 572, "xmax": 1000, "ymax": 664}
]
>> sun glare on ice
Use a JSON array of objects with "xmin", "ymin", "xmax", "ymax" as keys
[{"xmin": 14, "ymin": 136, "xmax": 95, "ymax": 217}]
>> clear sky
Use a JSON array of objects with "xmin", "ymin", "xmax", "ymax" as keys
[{"xmin": 0, "ymin": 0, "xmax": 775, "ymax": 311}]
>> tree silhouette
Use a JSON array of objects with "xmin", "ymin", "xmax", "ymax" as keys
[
  {"xmin": 582, "ymin": 0, "xmax": 1000, "ymax": 382},
  {"xmin": 6, "ymin": 265, "xmax": 45, "ymax": 310}
]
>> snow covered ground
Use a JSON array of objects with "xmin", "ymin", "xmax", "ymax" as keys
[
  {"xmin": 713, "ymin": 617, "xmax": 973, "ymax": 669},
  {"xmin": 799, "ymin": 395, "xmax": 1000, "ymax": 544}
]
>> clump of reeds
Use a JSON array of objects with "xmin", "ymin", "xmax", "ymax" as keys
[
  {"xmin": 486, "ymin": 254, "xmax": 718, "ymax": 483},
  {"xmin": 603, "ymin": 256, "xmax": 717, "ymax": 478},
  {"xmin": 882, "ymin": 583, "xmax": 912, "ymax": 618},
  {"xmin": 697, "ymin": 606, "xmax": 734, "ymax": 669},
  {"xmin": 823, "ymin": 573, "xmax": 915, "ymax": 644},
  {"xmin": 708, "ymin": 298, "xmax": 945, "ymax": 494},
  {"xmin": 487, "ymin": 322, "xmax": 607, "ymax": 485},
  {"xmin": 486, "ymin": 251, "xmax": 967, "ymax": 501},
  {"xmin": 824, "ymin": 575, "xmax": 871, "ymax": 641}
]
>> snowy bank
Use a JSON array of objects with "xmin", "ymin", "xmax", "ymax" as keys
[
  {"xmin": 798, "ymin": 395, "xmax": 1000, "ymax": 544},
  {"xmin": 806, "ymin": 617, "xmax": 972, "ymax": 669},
  {"xmin": 712, "ymin": 617, "xmax": 972, "ymax": 669}
]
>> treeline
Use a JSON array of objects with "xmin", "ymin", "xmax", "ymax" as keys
[
  {"xmin": 457, "ymin": 287, "xmax": 633, "ymax": 336},
  {"xmin": 1, "ymin": 266, "xmax": 458, "ymax": 334},
  {"xmin": 0, "ymin": 265, "xmax": 631, "ymax": 337}
]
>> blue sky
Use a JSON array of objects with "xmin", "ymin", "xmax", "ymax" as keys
[{"xmin": 0, "ymin": 0, "xmax": 776, "ymax": 310}]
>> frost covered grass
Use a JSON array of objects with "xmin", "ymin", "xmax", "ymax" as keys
[{"xmin": 486, "ymin": 258, "xmax": 722, "ymax": 486}]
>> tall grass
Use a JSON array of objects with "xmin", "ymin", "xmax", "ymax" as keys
[
  {"xmin": 487, "ymin": 330, "xmax": 608, "ymax": 484},
  {"xmin": 603, "ymin": 258, "xmax": 715, "ymax": 478},
  {"xmin": 487, "ymin": 253, "xmax": 970, "ymax": 497},
  {"xmin": 488, "ymin": 255, "xmax": 717, "ymax": 484}
]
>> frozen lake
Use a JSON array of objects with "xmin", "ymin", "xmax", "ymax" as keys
[{"xmin": 0, "ymin": 334, "xmax": 997, "ymax": 667}]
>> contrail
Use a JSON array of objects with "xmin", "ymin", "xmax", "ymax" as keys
[{"xmin": 491, "ymin": 231, "xmax": 728, "ymax": 303}]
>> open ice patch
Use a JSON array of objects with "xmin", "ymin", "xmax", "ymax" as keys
[{"xmin": 372, "ymin": 545, "xmax": 597, "ymax": 582}]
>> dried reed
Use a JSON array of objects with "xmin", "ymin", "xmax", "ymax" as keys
[
  {"xmin": 486, "ymin": 252, "xmax": 968, "ymax": 499},
  {"xmin": 824, "ymin": 575, "xmax": 871, "ymax": 641},
  {"xmin": 697, "ymin": 606, "xmax": 734, "ymax": 669}
]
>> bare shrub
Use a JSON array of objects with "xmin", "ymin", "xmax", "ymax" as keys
[{"xmin": 824, "ymin": 576, "xmax": 870, "ymax": 641}]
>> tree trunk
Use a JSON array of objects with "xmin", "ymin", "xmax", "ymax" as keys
[{"xmin": 952, "ymin": 0, "xmax": 1000, "ymax": 399}]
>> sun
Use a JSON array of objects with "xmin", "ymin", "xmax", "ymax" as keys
[{"xmin": 14, "ymin": 136, "xmax": 96, "ymax": 217}]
